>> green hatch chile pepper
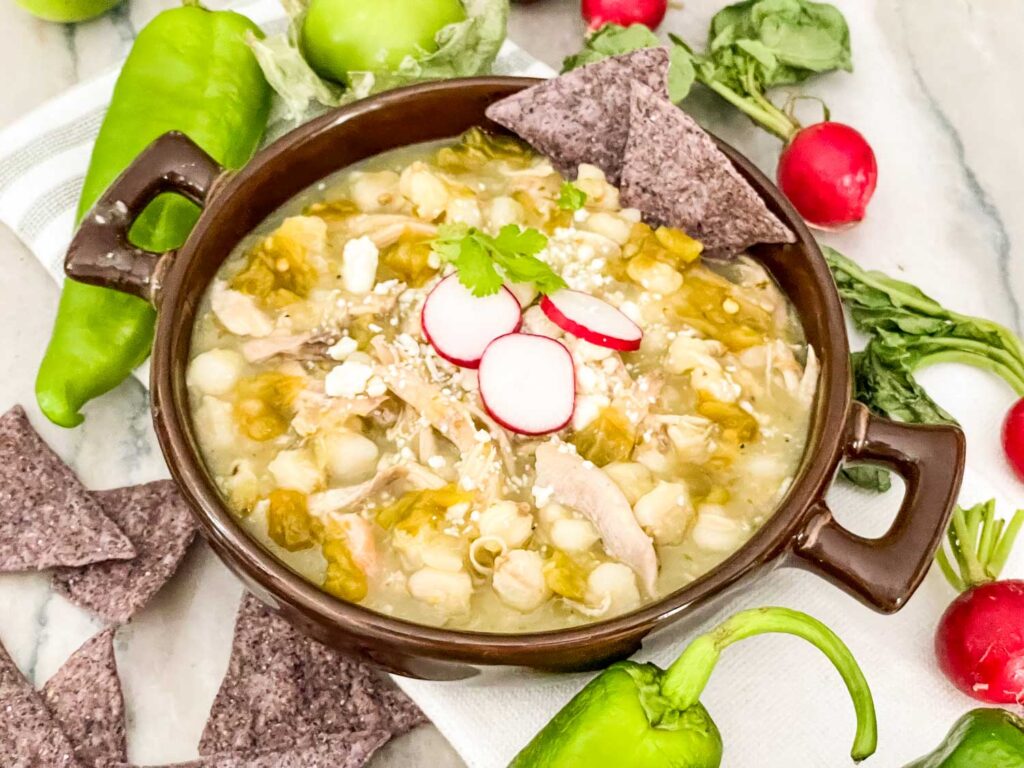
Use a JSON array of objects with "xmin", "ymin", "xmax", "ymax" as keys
[
  {"xmin": 35, "ymin": 2, "xmax": 271, "ymax": 428},
  {"xmin": 905, "ymin": 709, "xmax": 1024, "ymax": 768},
  {"xmin": 510, "ymin": 607, "xmax": 878, "ymax": 768}
]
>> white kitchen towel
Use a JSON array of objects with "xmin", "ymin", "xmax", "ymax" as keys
[{"xmin": 2, "ymin": 3, "xmax": 1023, "ymax": 768}]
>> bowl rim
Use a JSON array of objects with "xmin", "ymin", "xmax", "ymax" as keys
[{"xmin": 151, "ymin": 76, "xmax": 851, "ymax": 661}]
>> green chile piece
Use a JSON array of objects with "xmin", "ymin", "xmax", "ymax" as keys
[
  {"xmin": 35, "ymin": 5, "xmax": 271, "ymax": 428},
  {"xmin": 510, "ymin": 607, "xmax": 877, "ymax": 768},
  {"xmin": 906, "ymin": 709, "xmax": 1024, "ymax": 768}
]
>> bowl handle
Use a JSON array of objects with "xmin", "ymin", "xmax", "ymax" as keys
[
  {"xmin": 65, "ymin": 131, "xmax": 225, "ymax": 304},
  {"xmin": 793, "ymin": 402, "xmax": 966, "ymax": 613}
]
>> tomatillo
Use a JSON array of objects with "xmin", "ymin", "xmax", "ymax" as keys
[
  {"xmin": 15, "ymin": 0, "xmax": 122, "ymax": 23},
  {"xmin": 301, "ymin": 0, "xmax": 467, "ymax": 82}
]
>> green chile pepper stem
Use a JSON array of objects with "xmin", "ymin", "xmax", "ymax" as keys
[{"xmin": 660, "ymin": 607, "xmax": 878, "ymax": 762}]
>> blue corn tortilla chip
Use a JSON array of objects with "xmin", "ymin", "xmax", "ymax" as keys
[
  {"xmin": 620, "ymin": 81, "xmax": 796, "ymax": 255},
  {"xmin": 0, "ymin": 636, "xmax": 84, "ymax": 767},
  {"xmin": 107, "ymin": 730, "xmax": 389, "ymax": 768},
  {"xmin": 485, "ymin": 47, "xmax": 671, "ymax": 184},
  {"xmin": 0, "ymin": 405, "xmax": 135, "ymax": 572},
  {"xmin": 200, "ymin": 595, "xmax": 425, "ymax": 756},
  {"xmin": 53, "ymin": 481, "xmax": 198, "ymax": 623},
  {"xmin": 41, "ymin": 628, "xmax": 126, "ymax": 768}
]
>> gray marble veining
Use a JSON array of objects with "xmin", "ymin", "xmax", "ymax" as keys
[{"xmin": 0, "ymin": 1, "xmax": 1021, "ymax": 766}]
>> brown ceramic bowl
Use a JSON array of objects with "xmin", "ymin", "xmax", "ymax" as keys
[{"xmin": 65, "ymin": 78, "xmax": 965, "ymax": 680}]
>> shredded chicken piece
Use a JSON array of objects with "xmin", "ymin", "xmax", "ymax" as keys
[
  {"xmin": 416, "ymin": 427, "xmax": 439, "ymax": 466},
  {"xmin": 798, "ymin": 346, "xmax": 819, "ymax": 407},
  {"xmin": 456, "ymin": 442, "xmax": 504, "ymax": 503},
  {"xmin": 291, "ymin": 389, "xmax": 388, "ymax": 436},
  {"xmin": 534, "ymin": 442, "xmax": 658, "ymax": 596},
  {"xmin": 644, "ymin": 413, "xmax": 716, "ymax": 464},
  {"xmin": 372, "ymin": 340, "xmax": 479, "ymax": 453},
  {"xmin": 308, "ymin": 463, "xmax": 444, "ymax": 517},
  {"xmin": 347, "ymin": 290, "xmax": 401, "ymax": 317},
  {"xmin": 210, "ymin": 280, "xmax": 273, "ymax": 338},
  {"xmin": 466, "ymin": 402, "xmax": 517, "ymax": 475},
  {"xmin": 241, "ymin": 331, "xmax": 340, "ymax": 363},
  {"xmin": 597, "ymin": 353, "xmax": 663, "ymax": 426},
  {"xmin": 333, "ymin": 513, "xmax": 380, "ymax": 576},
  {"xmin": 339, "ymin": 214, "xmax": 438, "ymax": 250}
]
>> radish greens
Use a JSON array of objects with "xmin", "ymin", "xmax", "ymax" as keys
[{"xmin": 825, "ymin": 247, "xmax": 1024, "ymax": 490}]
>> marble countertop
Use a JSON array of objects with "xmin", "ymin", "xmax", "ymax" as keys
[{"xmin": 0, "ymin": 1, "xmax": 1021, "ymax": 766}]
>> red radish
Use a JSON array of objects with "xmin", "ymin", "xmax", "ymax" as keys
[
  {"xmin": 478, "ymin": 333, "xmax": 575, "ymax": 435},
  {"xmin": 540, "ymin": 289, "xmax": 642, "ymax": 351},
  {"xmin": 421, "ymin": 275, "xmax": 522, "ymax": 369},
  {"xmin": 777, "ymin": 121, "xmax": 878, "ymax": 230},
  {"xmin": 935, "ymin": 500, "xmax": 1024, "ymax": 704},
  {"xmin": 1003, "ymin": 398, "xmax": 1024, "ymax": 482},
  {"xmin": 581, "ymin": 0, "xmax": 667, "ymax": 31}
]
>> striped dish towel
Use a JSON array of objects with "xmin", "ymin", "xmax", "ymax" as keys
[{"xmin": 0, "ymin": 0, "xmax": 552, "ymax": 290}]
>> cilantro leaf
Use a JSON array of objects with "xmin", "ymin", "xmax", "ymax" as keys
[
  {"xmin": 451, "ymin": 236, "xmax": 504, "ymax": 296},
  {"xmin": 492, "ymin": 224, "xmax": 548, "ymax": 259},
  {"xmin": 430, "ymin": 224, "xmax": 565, "ymax": 297},
  {"xmin": 558, "ymin": 181, "xmax": 588, "ymax": 211}
]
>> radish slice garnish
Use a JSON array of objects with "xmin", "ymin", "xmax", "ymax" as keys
[
  {"xmin": 421, "ymin": 275, "xmax": 523, "ymax": 368},
  {"xmin": 540, "ymin": 289, "xmax": 643, "ymax": 351},
  {"xmin": 479, "ymin": 334, "xmax": 576, "ymax": 435}
]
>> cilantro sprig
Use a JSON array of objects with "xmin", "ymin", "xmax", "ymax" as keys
[
  {"xmin": 431, "ymin": 224, "xmax": 566, "ymax": 298},
  {"xmin": 558, "ymin": 181, "xmax": 588, "ymax": 211}
]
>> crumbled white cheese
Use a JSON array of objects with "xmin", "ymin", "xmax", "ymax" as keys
[
  {"xmin": 324, "ymin": 360, "xmax": 373, "ymax": 398},
  {"xmin": 532, "ymin": 484, "xmax": 555, "ymax": 508},
  {"xmin": 341, "ymin": 236, "xmax": 379, "ymax": 294},
  {"xmin": 619, "ymin": 300, "xmax": 642, "ymax": 324},
  {"xmin": 327, "ymin": 336, "xmax": 358, "ymax": 361},
  {"xmin": 522, "ymin": 305, "xmax": 563, "ymax": 339},
  {"xmin": 575, "ymin": 363, "xmax": 605, "ymax": 395},
  {"xmin": 366, "ymin": 376, "xmax": 387, "ymax": 397},
  {"xmin": 572, "ymin": 394, "xmax": 611, "ymax": 431},
  {"xmin": 574, "ymin": 339, "xmax": 614, "ymax": 362}
]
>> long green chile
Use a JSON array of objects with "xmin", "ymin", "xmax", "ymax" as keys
[
  {"xmin": 35, "ymin": 4, "xmax": 271, "ymax": 427},
  {"xmin": 509, "ymin": 607, "xmax": 877, "ymax": 767}
]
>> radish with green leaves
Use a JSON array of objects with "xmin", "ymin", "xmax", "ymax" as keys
[
  {"xmin": 935, "ymin": 500, "xmax": 1024, "ymax": 704},
  {"xmin": 581, "ymin": 0, "xmax": 667, "ymax": 32},
  {"xmin": 777, "ymin": 121, "xmax": 877, "ymax": 230},
  {"xmin": 1003, "ymin": 398, "xmax": 1024, "ymax": 482},
  {"xmin": 564, "ymin": 0, "xmax": 877, "ymax": 228}
]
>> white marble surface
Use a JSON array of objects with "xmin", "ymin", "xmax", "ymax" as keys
[{"xmin": 0, "ymin": 1, "xmax": 1021, "ymax": 766}]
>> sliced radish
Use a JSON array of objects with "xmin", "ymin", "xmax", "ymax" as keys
[
  {"xmin": 421, "ymin": 275, "xmax": 522, "ymax": 368},
  {"xmin": 540, "ymin": 289, "xmax": 642, "ymax": 351},
  {"xmin": 479, "ymin": 334, "xmax": 575, "ymax": 435}
]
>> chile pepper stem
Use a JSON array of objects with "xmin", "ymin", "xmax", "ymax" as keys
[
  {"xmin": 940, "ymin": 501, "xmax": 1024, "ymax": 591},
  {"xmin": 659, "ymin": 607, "xmax": 878, "ymax": 762}
]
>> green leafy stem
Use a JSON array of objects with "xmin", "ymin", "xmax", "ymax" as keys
[
  {"xmin": 824, "ymin": 247, "xmax": 1024, "ymax": 491},
  {"xmin": 563, "ymin": 0, "xmax": 853, "ymax": 143}
]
